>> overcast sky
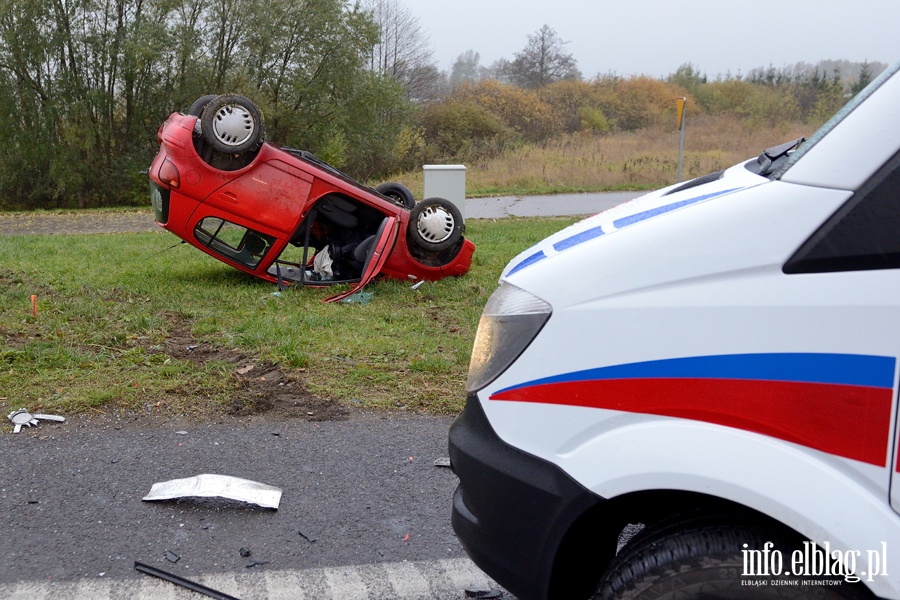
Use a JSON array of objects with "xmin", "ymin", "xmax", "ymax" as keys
[{"xmin": 401, "ymin": 0, "xmax": 900, "ymax": 79}]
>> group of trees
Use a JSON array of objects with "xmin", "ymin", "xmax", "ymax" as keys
[
  {"xmin": 0, "ymin": 0, "xmax": 413, "ymax": 209},
  {"xmin": 0, "ymin": 0, "xmax": 887, "ymax": 210}
]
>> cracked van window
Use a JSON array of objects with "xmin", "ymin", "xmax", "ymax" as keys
[{"xmin": 194, "ymin": 217, "xmax": 274, "ymax": 268}]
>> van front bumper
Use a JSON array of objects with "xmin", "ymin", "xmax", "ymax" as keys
[{"xmin": 449, "ymin": 393, "xmax": 604, "ymax": 600}]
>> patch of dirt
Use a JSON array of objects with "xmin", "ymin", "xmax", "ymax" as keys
[
  {"xmin": 154, "ymin": 313, "xmax": 348, "ymax": 422},
  {"xmin": 0, "ymin": 210, "xmax": 159, "ymax": 236}
]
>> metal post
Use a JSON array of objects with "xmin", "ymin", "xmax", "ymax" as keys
[{"xmin": 676, "ymin": 97, "xmax": 686, "ymax": 183}]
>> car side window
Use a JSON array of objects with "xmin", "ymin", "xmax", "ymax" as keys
[
  {"xmin": 784, "ymin": 150, "xmax": 900, "ymax": 274},
  {"xmin": 194, "ymin": 217, "xmax": 274, "ymax": 268}
]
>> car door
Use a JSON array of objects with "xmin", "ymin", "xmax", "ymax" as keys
[{"xmin": 325, "ymin": 216, "xmax": 399, "ymax": 303}]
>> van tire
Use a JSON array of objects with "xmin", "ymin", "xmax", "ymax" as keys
[{"xmin": 593, "ymin": 515, "xmax": 872, "ymax": 600}]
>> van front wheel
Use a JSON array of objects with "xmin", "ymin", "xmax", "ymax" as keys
[{"xmin": 594, "ymin": 516, "xmax": 872, "ymax": 600}]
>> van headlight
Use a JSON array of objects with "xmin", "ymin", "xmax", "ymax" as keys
[{"xmin": 466, "ymin": 282, "xmax": 552, "ymax": 392}]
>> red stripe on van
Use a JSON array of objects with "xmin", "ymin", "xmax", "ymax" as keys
[{"xmin": 490, "ymin": 378, "xmax": 892, "ymax": 467}]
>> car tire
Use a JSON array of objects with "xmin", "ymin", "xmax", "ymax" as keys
[
  {"xmin": 186, "ymin": 95, "xmax": 217, "ymax": 117},
  {"xmin": 408, "ymin": 197, "xmax": 464, "ymax": 252},
  {"xmin": 594, "ymin": 514, "xmax": 871, "ymax": 600},
  {"xmin": 200, "ymin": 94, "xmax": 262, "ymax": 155},
  {"xmin": 376, "ymin": 182, "xmax": 415, "ymax": 209}
]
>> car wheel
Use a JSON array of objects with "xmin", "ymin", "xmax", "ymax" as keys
[
  {"xmin": 594, "ymin": 515, "xmax": 871, "ymax": 600},
  {"xmin": 408, "ymin": 197, "xmax": 463, "ymax": 252},
  {"xmin": 376, "ymin": 182, "xmax": 415, "ymax": 209},
  {"xmin": 186, "ymin": 95, "xmax": 217, "ymax": 117},
  {"xmin": 200, "ymin": 94, "xmax": 262, "ymax": 154}
]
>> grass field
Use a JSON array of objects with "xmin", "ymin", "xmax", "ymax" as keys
[
  {"xmin": 0, "ymin": 217, "xmax": 579, "ymax": 419},
  {"xmin": 0, "ymin": 116, "xmax": 814, "ymax": 420},
  {"xmin": 391, "ymin": 115, "xmax": 810, "ymax": 197}
]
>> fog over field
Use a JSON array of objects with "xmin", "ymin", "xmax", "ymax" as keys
[{"xmin": 403, "ymin": 0, "xmax": 900, "ymax": 78}]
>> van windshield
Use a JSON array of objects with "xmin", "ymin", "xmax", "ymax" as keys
[{"xmin": 772, "ymin": 60, "xmax": 900, "ymax": 179}]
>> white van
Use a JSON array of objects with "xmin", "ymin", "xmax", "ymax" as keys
[{"xmin": 450, "ymin": 61, "xmax": 900, "ymax": 600}]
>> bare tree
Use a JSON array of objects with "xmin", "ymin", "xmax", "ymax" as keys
[
  {"xmin": 505, "ymin": 24, "xmax": 580, "ymax": 89},
  {"xmin": 360, "ymin": 0, "xmax": 441, "ymax": 100}
]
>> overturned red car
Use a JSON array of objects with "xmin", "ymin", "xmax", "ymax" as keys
[{"xmin": 148, "ymin": 94, "xmax": 475, "ymax": 302}]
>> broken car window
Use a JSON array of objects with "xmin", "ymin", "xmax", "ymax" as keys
[{"xmin": 194, "ymin": 218, "xmax": 275, "ymax": 268}]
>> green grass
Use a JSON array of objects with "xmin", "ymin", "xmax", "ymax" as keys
[{"xmin": 0, "ymin": 217, "xmax": 578, "ymax": 418}]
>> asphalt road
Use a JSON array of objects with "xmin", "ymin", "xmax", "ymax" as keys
[
  {"xmin": 0, "ymin": 411, "xmax": 501, "ymax": 599},
  {"xmin": 0, "ymin": 192, "xmax": 640, "ymax": 599},
  {"xmin": 0, "ymin": 191, "xmax": 642, "ymax": 236},
  {"xmin": 466, "ymin": 191, "xmax": 640, "ymax": 219}
]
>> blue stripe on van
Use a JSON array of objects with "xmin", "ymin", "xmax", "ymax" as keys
[
  {"xmin": 496, "ymin": 353, "xmax": 896, "ymax": 395},
  {"xmin": 552, "ymin": 224, "xmax": 605, "ymax": 251},
  {"xmin": 612, "ymin": 188, "xmax": 743, "ymax": 229},
  {"xmin": 507, "ymin": 250, "xmax": 547, "ymax": 276}
]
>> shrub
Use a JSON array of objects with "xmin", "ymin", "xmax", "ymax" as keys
[
  {"xmin": 579, "ymin": 107, "xmax": 611, "ymax": 132},
  {"xmin": 539, "ymin": 80, "xmax": 597, "ymax": 133},
  {"xmin": 452, "ymin": 80, "xmax": 561, "ymax": 142},
  {"xmin": 592, "ymin": 76, "xmax": 680, "ymax": 131},
  {"xmin": 418, "ymin": 98, "xmax": 516, "ymax": 163},
  {"xmin": 694, "ymin": 80, "xmax": 800, "ymax": 128}
]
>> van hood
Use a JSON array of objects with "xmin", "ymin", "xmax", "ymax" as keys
[{"xmin": 502, "ymin": 160, "xmax": 769, "ymax": 279}]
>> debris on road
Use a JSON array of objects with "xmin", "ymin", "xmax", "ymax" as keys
[
  {"xmin": 465, "ymin": 588, "xmax": 503, "ymax": 599},
  {"xmin": 7, "ymin": 408, "xmax": 65, "ymax": 434},
  {"xmin": 142, "ymin": 474, "xmax": 282, "ymax": 509},
  {"xmin": 239, "ymin": 547, "xmax": 252, "ymax": 558},
  {"xmin": 164, "ymin": 550, "xmax": 180, "ymax": 563},
  {"xmin": 134, "ymin": 561, "xmax": 240, "ymax": 600},
  {"xmin": 245, "ymin": 560, "xmax": 269, "ymax": 568},
  {"xmin": 298, "ymin": 526, "xmax": 317, "ymax": 542},
  {"xmin": 434, "ymin": 457, "xmax": 451, "ymax": 467}
]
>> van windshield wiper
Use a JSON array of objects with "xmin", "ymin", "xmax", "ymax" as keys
[{"xmin": 755, "ymin": 137, "xmax": 806, "ymax": 176}]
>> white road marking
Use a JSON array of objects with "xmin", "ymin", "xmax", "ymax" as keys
[{"xmin": 0, "ymin": 557, "xmax": 503, "ymax": 599}]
